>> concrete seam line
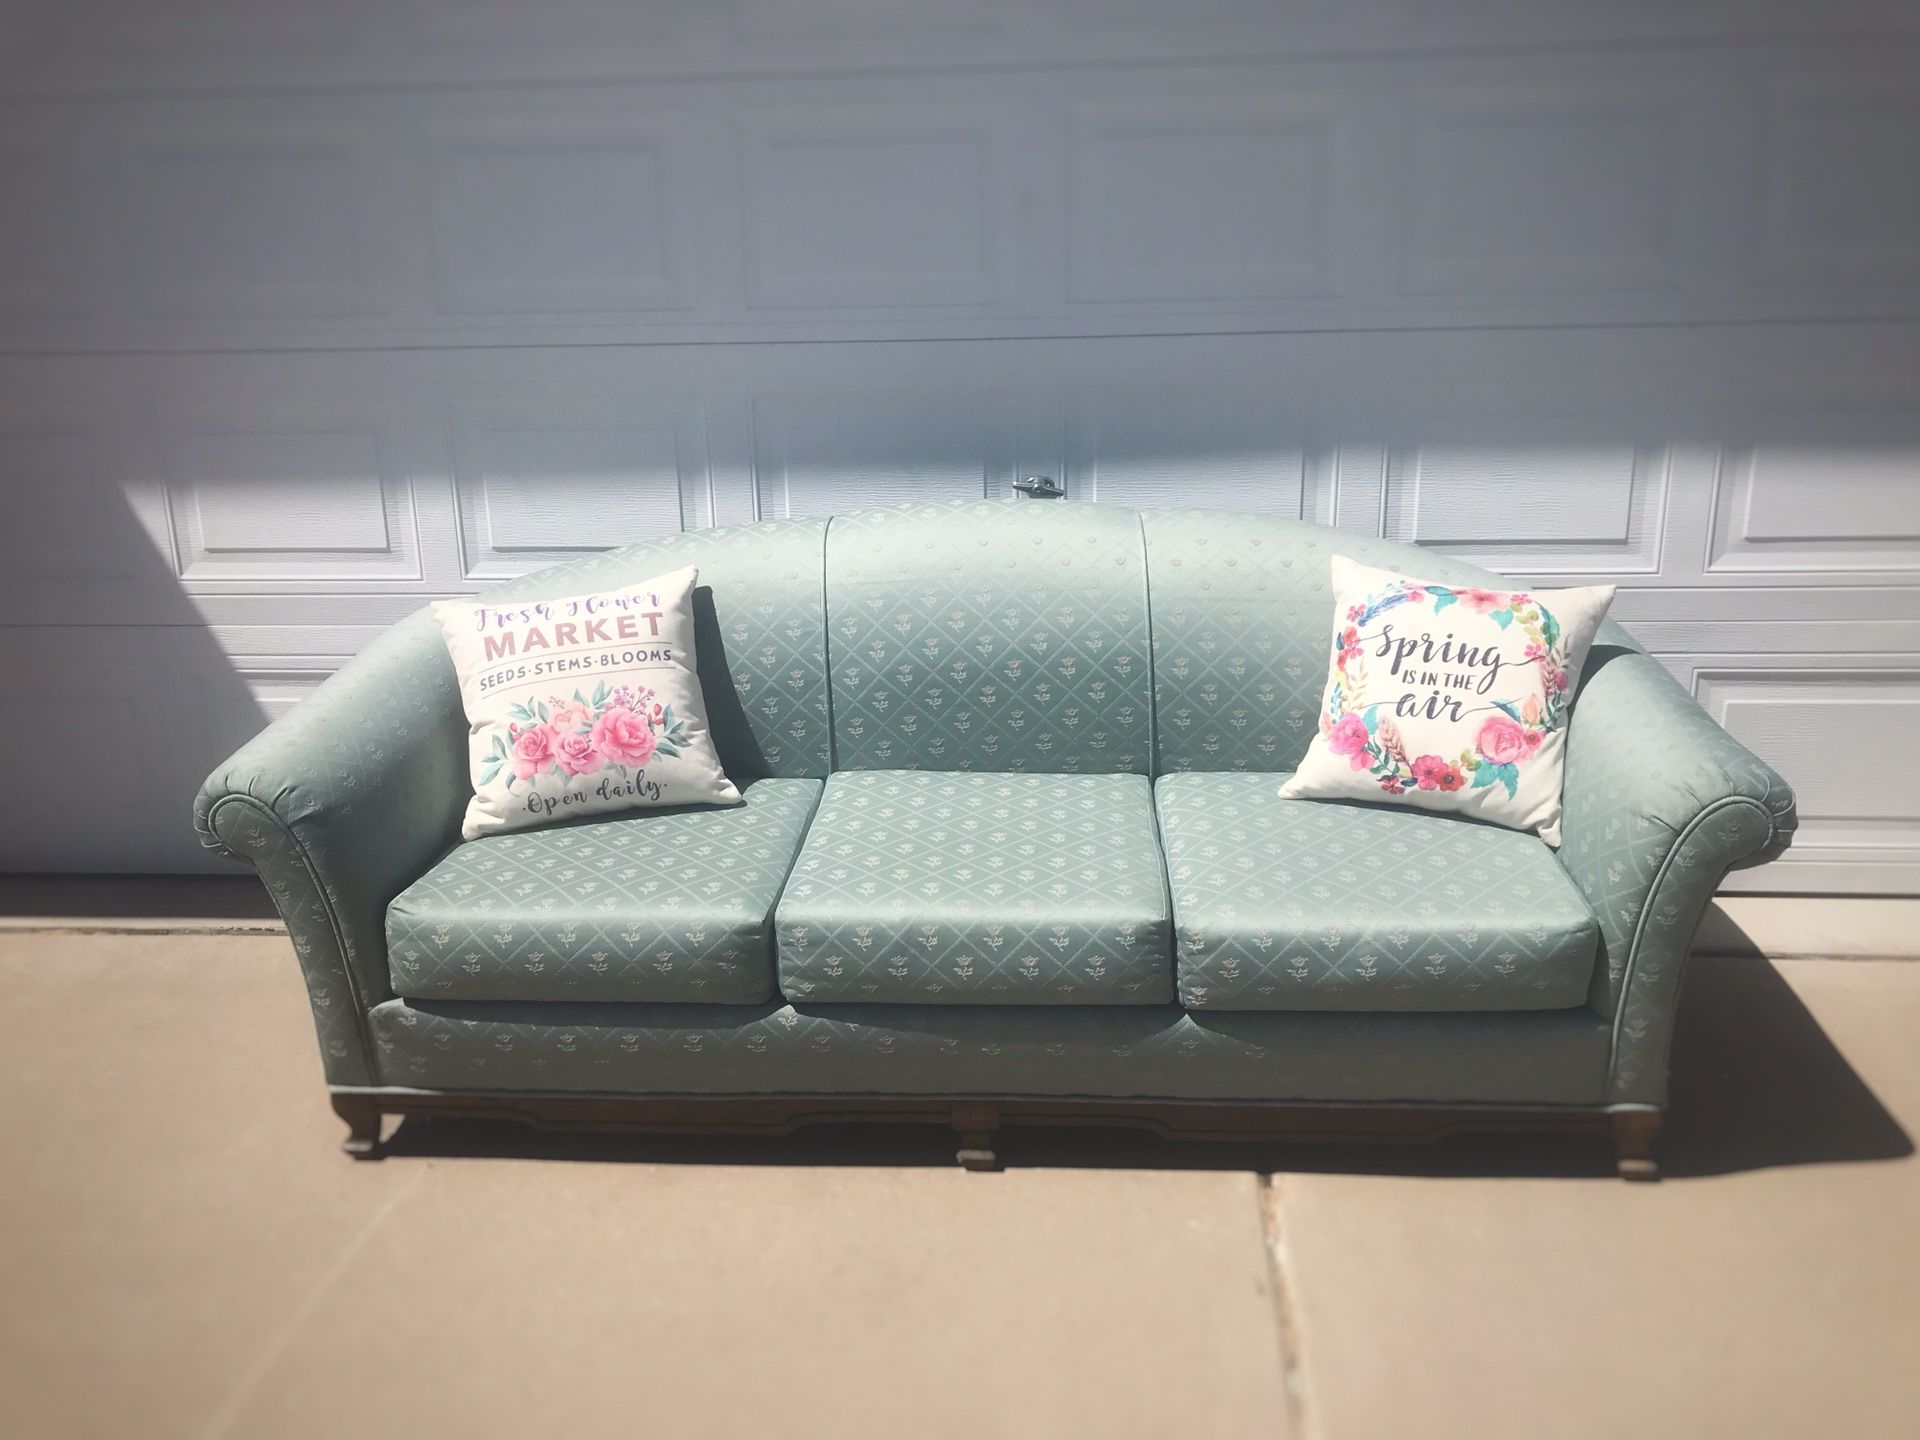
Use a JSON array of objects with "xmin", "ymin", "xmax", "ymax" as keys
[
  {"xmin": 1259, "ymin": 1172, "xmax": 1313, "ymax": 1440},
  {"xmin": 198, "ymin": 1165, "xmax": 424, "ymax": 1440}
]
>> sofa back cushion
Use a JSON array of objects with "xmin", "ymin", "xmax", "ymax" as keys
[
  {"xmin": 474, "ymin": 518, "xmax": 832, "ymax": 779},
  {"xmin": 826, "ymin": 502, "xmax": 1153, "ymax": 773},
  {"xmin": 1144, "ymin": 511, "xmax": 1520, "ymax": 774}
]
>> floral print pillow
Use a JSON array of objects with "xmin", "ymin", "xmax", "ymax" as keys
[
  {"xmin": 1279, "ymin": 557, "xmax": 1616, "ymax": 845},
  {"xmin": 434, "ymin": 566, "xmax": 739, "ymax": 840}
]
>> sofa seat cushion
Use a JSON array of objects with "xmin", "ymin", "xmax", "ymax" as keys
[
  {"xmin": 775, "ymin": 771, "xmax": 1173, "ymax": 1005},
  {"xmin": 1156, "ymin": 772, "xmax": 1597, "ymax": 1012},
  {"xmin": 386, "ymin": 777, "xmax": 820, "ymax": 1004}
]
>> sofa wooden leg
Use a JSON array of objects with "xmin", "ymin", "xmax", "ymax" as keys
[
  {"xmin": 331, "ymin": 1093, "xmax": 384, "ymax": 1160},
  {"xmin": 953, "ymin": 1103, "xmax": 1000, "ymax": 1172},
  {"xmin": 1611, "ymin": 1110, "xmax": 1662, "ymax": 1182}
]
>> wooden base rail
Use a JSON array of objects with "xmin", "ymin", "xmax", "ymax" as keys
[{"xmin": 331, "ymin": 1091, "xmax": 1666, "ymax": 1181}]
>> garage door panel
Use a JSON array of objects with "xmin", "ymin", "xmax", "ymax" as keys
[{"xmin": 1, "ymin": 20, "xmax": 1916, "ymax": 889}]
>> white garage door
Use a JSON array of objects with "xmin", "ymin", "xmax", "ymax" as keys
[{"xmin": 4, "ymin": 3, "xmax": 1918, "ymax": 889}]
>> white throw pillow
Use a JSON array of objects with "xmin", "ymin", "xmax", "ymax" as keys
[
  {"xmin": 433, "ymin": 566, "xmax": 739, "ymax": 840},
  {"xmin": 1278, "ymin": 557, "xmax": 1616, "ymax": 845}
]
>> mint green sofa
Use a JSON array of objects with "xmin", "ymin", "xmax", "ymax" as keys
[{"xmin": 195, "ymin": 502, "xmax": 1795, "ymax": 1178}]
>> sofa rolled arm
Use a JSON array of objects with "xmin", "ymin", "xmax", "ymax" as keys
[
  {"xmin": 1555, "ymin": 626, "xmax": 1798, "ymax": 1106},
  {"xmin": 194, "ymin": 609, "xmax": 469, "ymax": 1086}
]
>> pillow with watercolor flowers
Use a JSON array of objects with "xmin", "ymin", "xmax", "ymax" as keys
[
  {"xmin": 1278, "ymin": 557, "xmax": 1615, "ymax": 845},
  {"xmin": 433, "ymin": 566, "xmax": 739, "ymax": 840}
]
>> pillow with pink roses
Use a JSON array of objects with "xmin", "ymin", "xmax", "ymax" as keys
[
  {"xmin": 1278, "ymin": 556, "xmax": 1616, "ymax": 845},
  {"xmin": 433, "ymin": 566, "xmax": 739, "ymax": 840}
]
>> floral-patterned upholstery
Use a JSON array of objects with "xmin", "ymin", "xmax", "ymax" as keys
[
  {"xmin": 1156, "ymin": 773, "xmax": 1597, "ymax": 1011},
  {"xmin": 195, "ymin": 520, "xmax": 831, "ymax": 1084},
  {"xmin": 826, "ymin": 502, "xmax": 1153, "ymax": 774},
  {"xmin": 1142, "ymin": 511, "xmax": 1520, "ymax": 775},
  {"xmin": 386, "ymin": 778, "xmax": 821, "ymax": 1005},
  {"xmin": 474, "ymin": 518, "xmax": 832, "ymax": 780},
  {"xmin": 368, "ymin": 997, "xmax": 1614, "ymax": 1104},
  {"xmin": 1556, "ymin": 637, "xmax": 1797, "ymax": 1105},
  {"xmin": 196, "ymin": 608, "xmax": 469, "ymax": 1085},
  {"xmin": 196, "ymin": 502, "xmax": 1796, "ymax": 1120},
  {"xmin": 776, "ymin": 771, "xmax": 1173, "ymax": 1005}
]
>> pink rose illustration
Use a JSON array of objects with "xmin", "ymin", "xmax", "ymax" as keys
[
  {"xmin": 554, "ymin": 729, "xmax": 603, "ymax": 778},
  {"xmin": 1458, "ymin": 587, "xmax": 1506, "ymax": 613},
  {"xmin": 592, "ymin": 707, "xmax": 657, "ymax": 768},
  {"xmin": 1524, "ymin": 728, "xmax": 1544, "ymax": 752},
  {"xmin": 549, "ymin": 699, "xmax": 593, "ymax": 733},
  {"xmin": 511, "ymin": 723, "xmax": 561, "ymax": 781},
  {"xmin": 1410, "ymin": 754, "xmax": 1451, "ymax": 790},
  {"xmin": 1328, "ymin": 712, "xmax": 1372, "ymax": 770},
  {"xmin": 1476, "ymin": 714, "xmax": 1529, "ymax": 766}
]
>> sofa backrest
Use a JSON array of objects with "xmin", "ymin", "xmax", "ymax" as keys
[
  {"xmin": 477, "ymin": 518, "xmax": 833, "ymax": 779},
  {"xmin": 1143, "ymin": 511, "xmax": 1518, "ymax": 774},
  {"xmin": 824, "ymin": 502, "xmax": 1153, "ymax": 773},
  {"xmin": 476, "ymin": 502, "xmax": 1527, "ymax": 782}
]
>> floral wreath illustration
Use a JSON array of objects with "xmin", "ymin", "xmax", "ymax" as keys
[
  {"xmin": 1322, "ymin": 580, "xmax": 1572, "ymax": 799},
  {"xmin": 479, "ymin": 680, "xmax": 692, "ymax": 789}
]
